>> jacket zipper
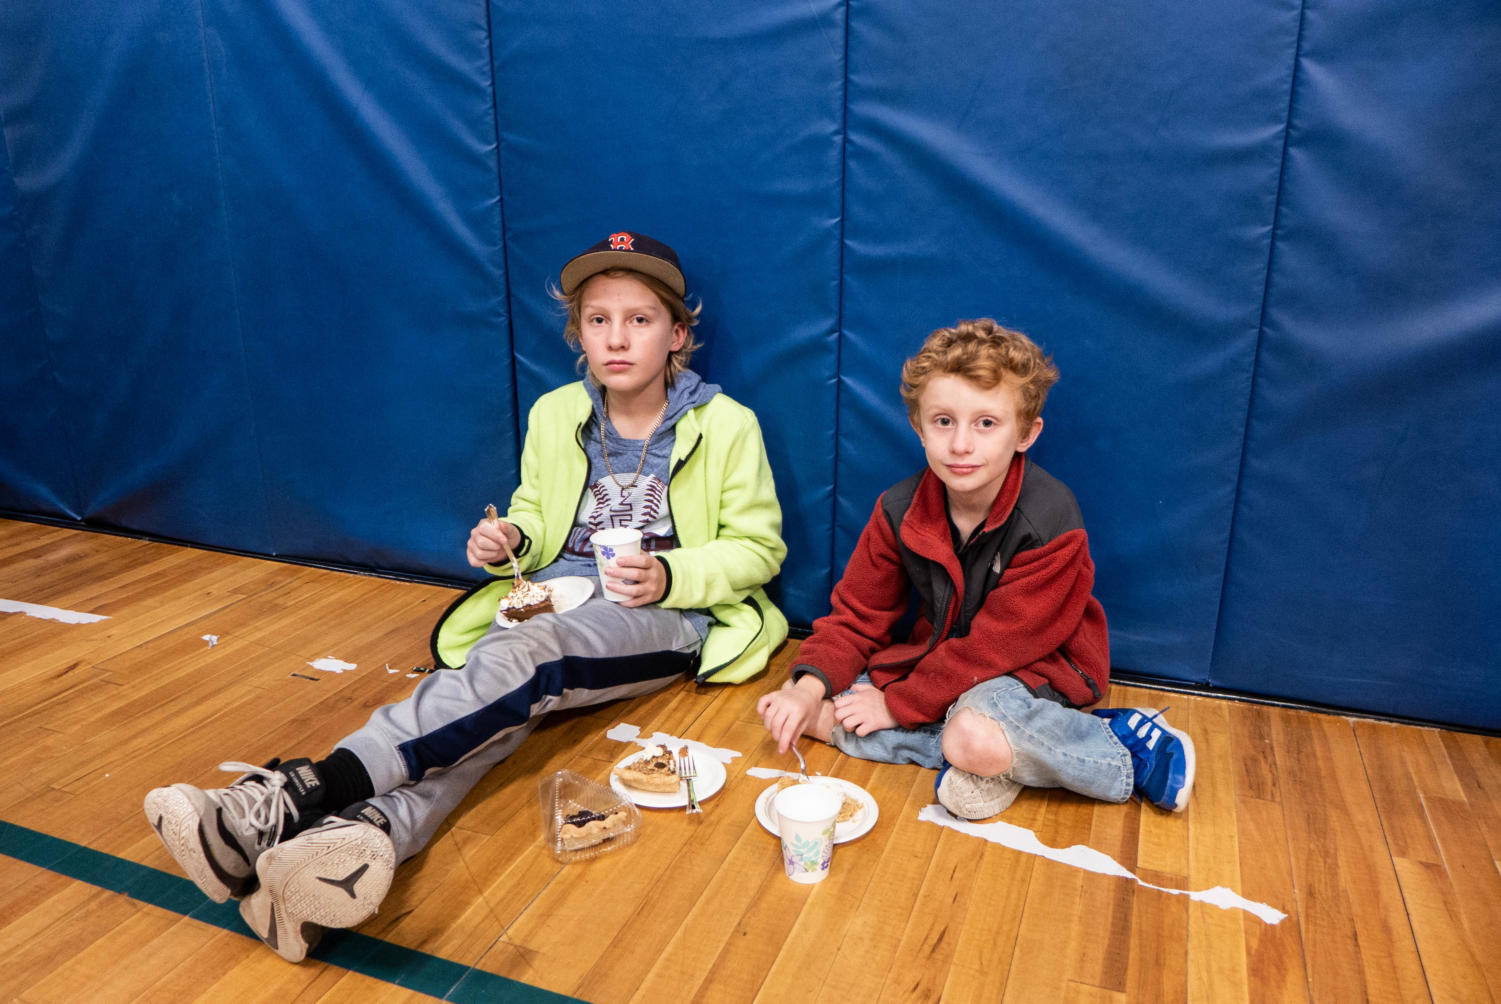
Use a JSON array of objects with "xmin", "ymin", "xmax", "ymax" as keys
[
  {"xmin": 696, "ymin": 595, "xmax": 768, "ymax": 681},
  {"xmin": 665, "ymin": 429, "xmax": 766, "ymax": 680},
  {"xmin": 1060, "ymin": 647, "xmax": 1101, "ymax": 703},
  {"xmin": 866, "ymin": 566, "xmax": 951, "ymax": 675}
]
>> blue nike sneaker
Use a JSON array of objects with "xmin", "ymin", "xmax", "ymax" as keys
[{"xmin": 1092, "ymin": 707, "xmax": 1195, "ymax": 812}]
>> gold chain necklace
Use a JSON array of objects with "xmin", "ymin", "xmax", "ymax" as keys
[{"xmin": 601, "ymin": 395, "xmax": 670, "ymax": 497}]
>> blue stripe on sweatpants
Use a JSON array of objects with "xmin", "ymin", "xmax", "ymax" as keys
[
  {"xmin": 397, "ymin": 648, "xmax": 697, "ymax": 778},
  {"xmin": 333, "ymin": 597, "xmax": 704, "ymax": 860}
]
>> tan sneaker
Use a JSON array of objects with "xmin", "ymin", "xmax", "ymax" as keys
[
  {"xmin": 238, "ymin": 804, "xmax": 395, "ymax": 963},
  {"xmin": 143, "ymin": 758, "xmax": 326, "ymax": 901},
  {"xmin": 934, "ymin": 763, "xmax": 1021, "ymax": 820}
]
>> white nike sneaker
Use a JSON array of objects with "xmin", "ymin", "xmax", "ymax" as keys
[{"xmin": 238, "ymin": 804, "xmax": 396, "ymax": 963}]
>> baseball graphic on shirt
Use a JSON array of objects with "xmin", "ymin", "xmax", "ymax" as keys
[{"xmin": 584, "ymin": 474, "xmax": 668, "ymax": 531}]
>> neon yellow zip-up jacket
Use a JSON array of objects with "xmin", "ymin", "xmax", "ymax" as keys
[{"xmin": 431, "ymin": 381, "xmax": 788, "ymax": 683}]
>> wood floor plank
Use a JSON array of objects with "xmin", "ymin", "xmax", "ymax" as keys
[
  {"xmin": 627, "ymin": 716, "xmax": 872, "ymax": 1002},
  {"xmin": 1418, "ymin": 795, "xmax": 1501, "ymax": 1000},
  {"xmin": 582, "ymin": 728, "xmax": 780, "ymax": 999},
  {"xmin": 936, "ymin": 830, "xmax": 1036, "ymax": 1001},
  {"xmin": 468, "ymin": 699, "xmax": 772, "ymax": 996},
  {"xmin": 1058, "ymin": 800, "xmax": 1139, "ymax": 996},
  {"xmin": 876, "ymin": 824, "xmax": 989, "ymax": 1002},
  {"xmin": 0, "ymin": 864, "xmax": 94, "ymax": 972},
  {"xmin": 690, "ymin": 856, "xmax": 820, "ymax": 1002},
  {"xmin": 2, "ymin": 885, "xmax": 141, "ymax": 1000},
  {"xmin": 1230, "ymin": 702, "xmax": 1282, "ymax": 804},
  {"xmin": 815, "ymin": 770, "xmax": 949, "ymax": 1001},
  {"xmin": 593, "ymin": 730, "xmax": 803, "ymax": 1001},
  {"xmin": 1437, "ymin": 730, "xmax": 1501, "ymax": 865},
  {"xmin": 1061, "ymin": 982, "xmax": 1128, "ymax": 1004},
  {"xmin": 316, "ymin": 972, "xmax": 443, "ymax": 1003},
  {"xmin": 1123, "ymin": 866, "xmax": 1189, "ymax": 1004},
  {"xmin": 1391, "ymin": 856, "xmax": 1490, "ymax": 1004},
  {"xmin": 626, "ymin": 827, "xmax": 783, "ymax": 1001},
  {"xmin": 1272, "ymin": 711, "xmax": 1428, "ymax": 1004},
  {"xmin": 137, "ymin": 927, "xmax": 268, "ymax": 1001},
  {"xmin": 787, "ymin": 763, "xmax": 943, "ymax": 1003},
  {"xmin": 195, "ymin": 944, "xmax": 365, "ymax": 1002},
  {"xmin": 1232, "ymin": 796, "xmax": 1309, "ymax": 1004},
  {"xmin": 753, "ymin": 761, "xmax": 894, "ymax": 1003},
  {"xmin": 1187, "ymin": 699, "xmax": 1249, "ymax": 1004},
  {"xmin": 1000, "ymin": 794, "xmax": 1100, "ymax": 1003},
  {"xmin": 19, "ymin": 901, "xmax": 186, "ymax": 1004},
  {"xmin": 1354, "ymin": 719, "xmax": 1443, "ymax": 863}
]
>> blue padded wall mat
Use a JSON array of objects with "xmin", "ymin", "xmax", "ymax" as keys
[
  {"xmin": 842, "ymin": 0, "xmax": 1302, "ymax": 682},
  {"xmin": 199, "ymin": 0, "xmax": 512, "ymax": 577},
  {"xmin": 0, "ymin": 1, "xmax": 272, "ymax": 549},
  {"xmin": 0, "ymin": 131, "xmax": 72, "ymax": 517},
  {"xmin": 1214, "ymin": 0, "xmax": 1501, "ymax": 729},
  {"xmin": 488, "ymin": 0, "xmax": 846, "ymax": 619}
]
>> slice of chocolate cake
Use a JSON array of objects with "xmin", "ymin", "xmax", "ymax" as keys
[{"xmin": 497, "ymin": 578, "xmax": 555, "ymax": 623}]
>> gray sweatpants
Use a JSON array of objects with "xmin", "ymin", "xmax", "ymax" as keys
[{"xmin": 336, "ymin": 590, "xmax": 703, "ymax": 861}]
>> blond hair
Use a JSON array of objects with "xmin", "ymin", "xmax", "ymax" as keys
[{"xmin": 900, "ymin": 319, "xmax": 1059, "ymax": 426}]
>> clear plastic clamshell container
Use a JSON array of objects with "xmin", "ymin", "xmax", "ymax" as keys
[{"xmin": 538, "ymin": 769, "xmax": 642, "ymax": 863}]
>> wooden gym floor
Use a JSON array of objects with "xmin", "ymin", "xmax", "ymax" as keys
[{"xmin": 1, "ymin": 517, "xmax": 1497, "ymax": 1003}]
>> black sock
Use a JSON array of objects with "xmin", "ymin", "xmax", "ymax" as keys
[{"xmin": 313, "ymin": 747, "xmax": 375, "ymax": 814}]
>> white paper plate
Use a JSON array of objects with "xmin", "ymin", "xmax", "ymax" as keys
[
  {"xmin": 609, "ymin": 749, "xmax": 727, "ymax": 808},
  {"xmin": 755, "ymin": 777, "xmax": 878, "ymax": 844},
  {"xmin": 495, "ymin": 576, "xmax": 595, "ymax": 627}
]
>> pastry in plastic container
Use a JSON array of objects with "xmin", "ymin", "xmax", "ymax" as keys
[{"xmin": 538, "ymin": 769, "xmax": 641, "ymax": 862}]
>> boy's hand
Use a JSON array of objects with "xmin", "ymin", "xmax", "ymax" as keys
[
  {"xmin": 833, "ymin": 683, "xmax": 898, "ymax": 737},
  {"xmin": 467, "ymin": 517, "xmax": 521, "ymax": 568},
  {"xmin": 757, "ymin": 675, "xmax": 826, "ymax": 752},
  {"xmin": 605, "ymin": 553, "xmax": 667, "ymax": 607}
]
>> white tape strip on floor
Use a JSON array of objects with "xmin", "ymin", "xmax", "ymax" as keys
[
  {"xmin": 607, "ymin": 722, "xmax": 741, "ymax": 765},
  {"xmin": 920, "ymin": 804, "xmax": 1285, "ymax": 924},
  {"xmin": 0, "ymin": 598, "xmax": 110, "ymax": 623}
]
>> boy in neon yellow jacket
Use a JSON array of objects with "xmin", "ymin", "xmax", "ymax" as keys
[
  {"xmin": 145, "ymin": 232, "xmax": 786, "ymax": 962},
  {"xmin": 434, "ymin": 378, "xmax": 785, "ymax": 683}
]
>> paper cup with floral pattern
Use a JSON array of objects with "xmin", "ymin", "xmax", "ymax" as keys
[
  {"xmin": 774, "ymin": 783, "xmax": 841, "ymax": 883},
  {"xmin": 589, "ymin": 527, "xmax": 643, "ymax": 602}
]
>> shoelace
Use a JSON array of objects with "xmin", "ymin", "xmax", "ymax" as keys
[
  {"xmin": 1127, "ymin": 706, "xmax": 1173, "ymax": 741},
  {"xmin": 215, "ymin": 761, "xmax": 303, "ymax": 850},
  {"xmin": 1118, "ymin": 707, "xmax": 1173, "ymax": 803}
]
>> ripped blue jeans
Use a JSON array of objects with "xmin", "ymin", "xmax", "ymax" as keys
[{"xmin": 830, "ymin": 673, "xmax": 1132, "ymax": 803}]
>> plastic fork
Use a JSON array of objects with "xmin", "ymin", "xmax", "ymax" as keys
[{"xmin": 678, "ymin": 752, "xmax": 702, "ymax": 814}]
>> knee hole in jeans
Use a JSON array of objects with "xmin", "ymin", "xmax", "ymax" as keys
[{"xmin": 941, "ymin": 707, "xmax": 1014, "ymax": 777}]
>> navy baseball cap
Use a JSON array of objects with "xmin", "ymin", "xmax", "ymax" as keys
[{"xmin": 559, "ymin": 231, "xmax": 685, "ymax": 296}]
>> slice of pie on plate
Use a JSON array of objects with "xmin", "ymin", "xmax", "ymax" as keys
[{"xmin": 611, "ymin": 744, "xmax": 682, "ymax": 793}]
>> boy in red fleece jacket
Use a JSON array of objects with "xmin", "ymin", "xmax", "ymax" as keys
[{"xmin": 759, "ymin": 319, "xmax": 1194, "ymax": 818}]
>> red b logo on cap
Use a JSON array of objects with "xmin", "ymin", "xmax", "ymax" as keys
[{"xmin": 608, "ymin": 232, "xmax": 635, "ymax": 251}]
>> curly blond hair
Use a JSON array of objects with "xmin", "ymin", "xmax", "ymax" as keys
[{"xmin": 900, "ymin": 319, "xmax": 1059, "ymax": 426}]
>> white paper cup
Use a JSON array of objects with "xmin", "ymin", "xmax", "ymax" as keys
[
  {"xmin": 774, "ymin": 783, "xmax": 841, "ymax": 884},
  {"xmin": 589, "ymin": 527, "xmax": 643, "ymax": 602}
]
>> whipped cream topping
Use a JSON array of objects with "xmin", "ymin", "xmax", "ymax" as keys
[{"xmin": 500, "ymin": 578, "xmax": 553, "ymax": 609}]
